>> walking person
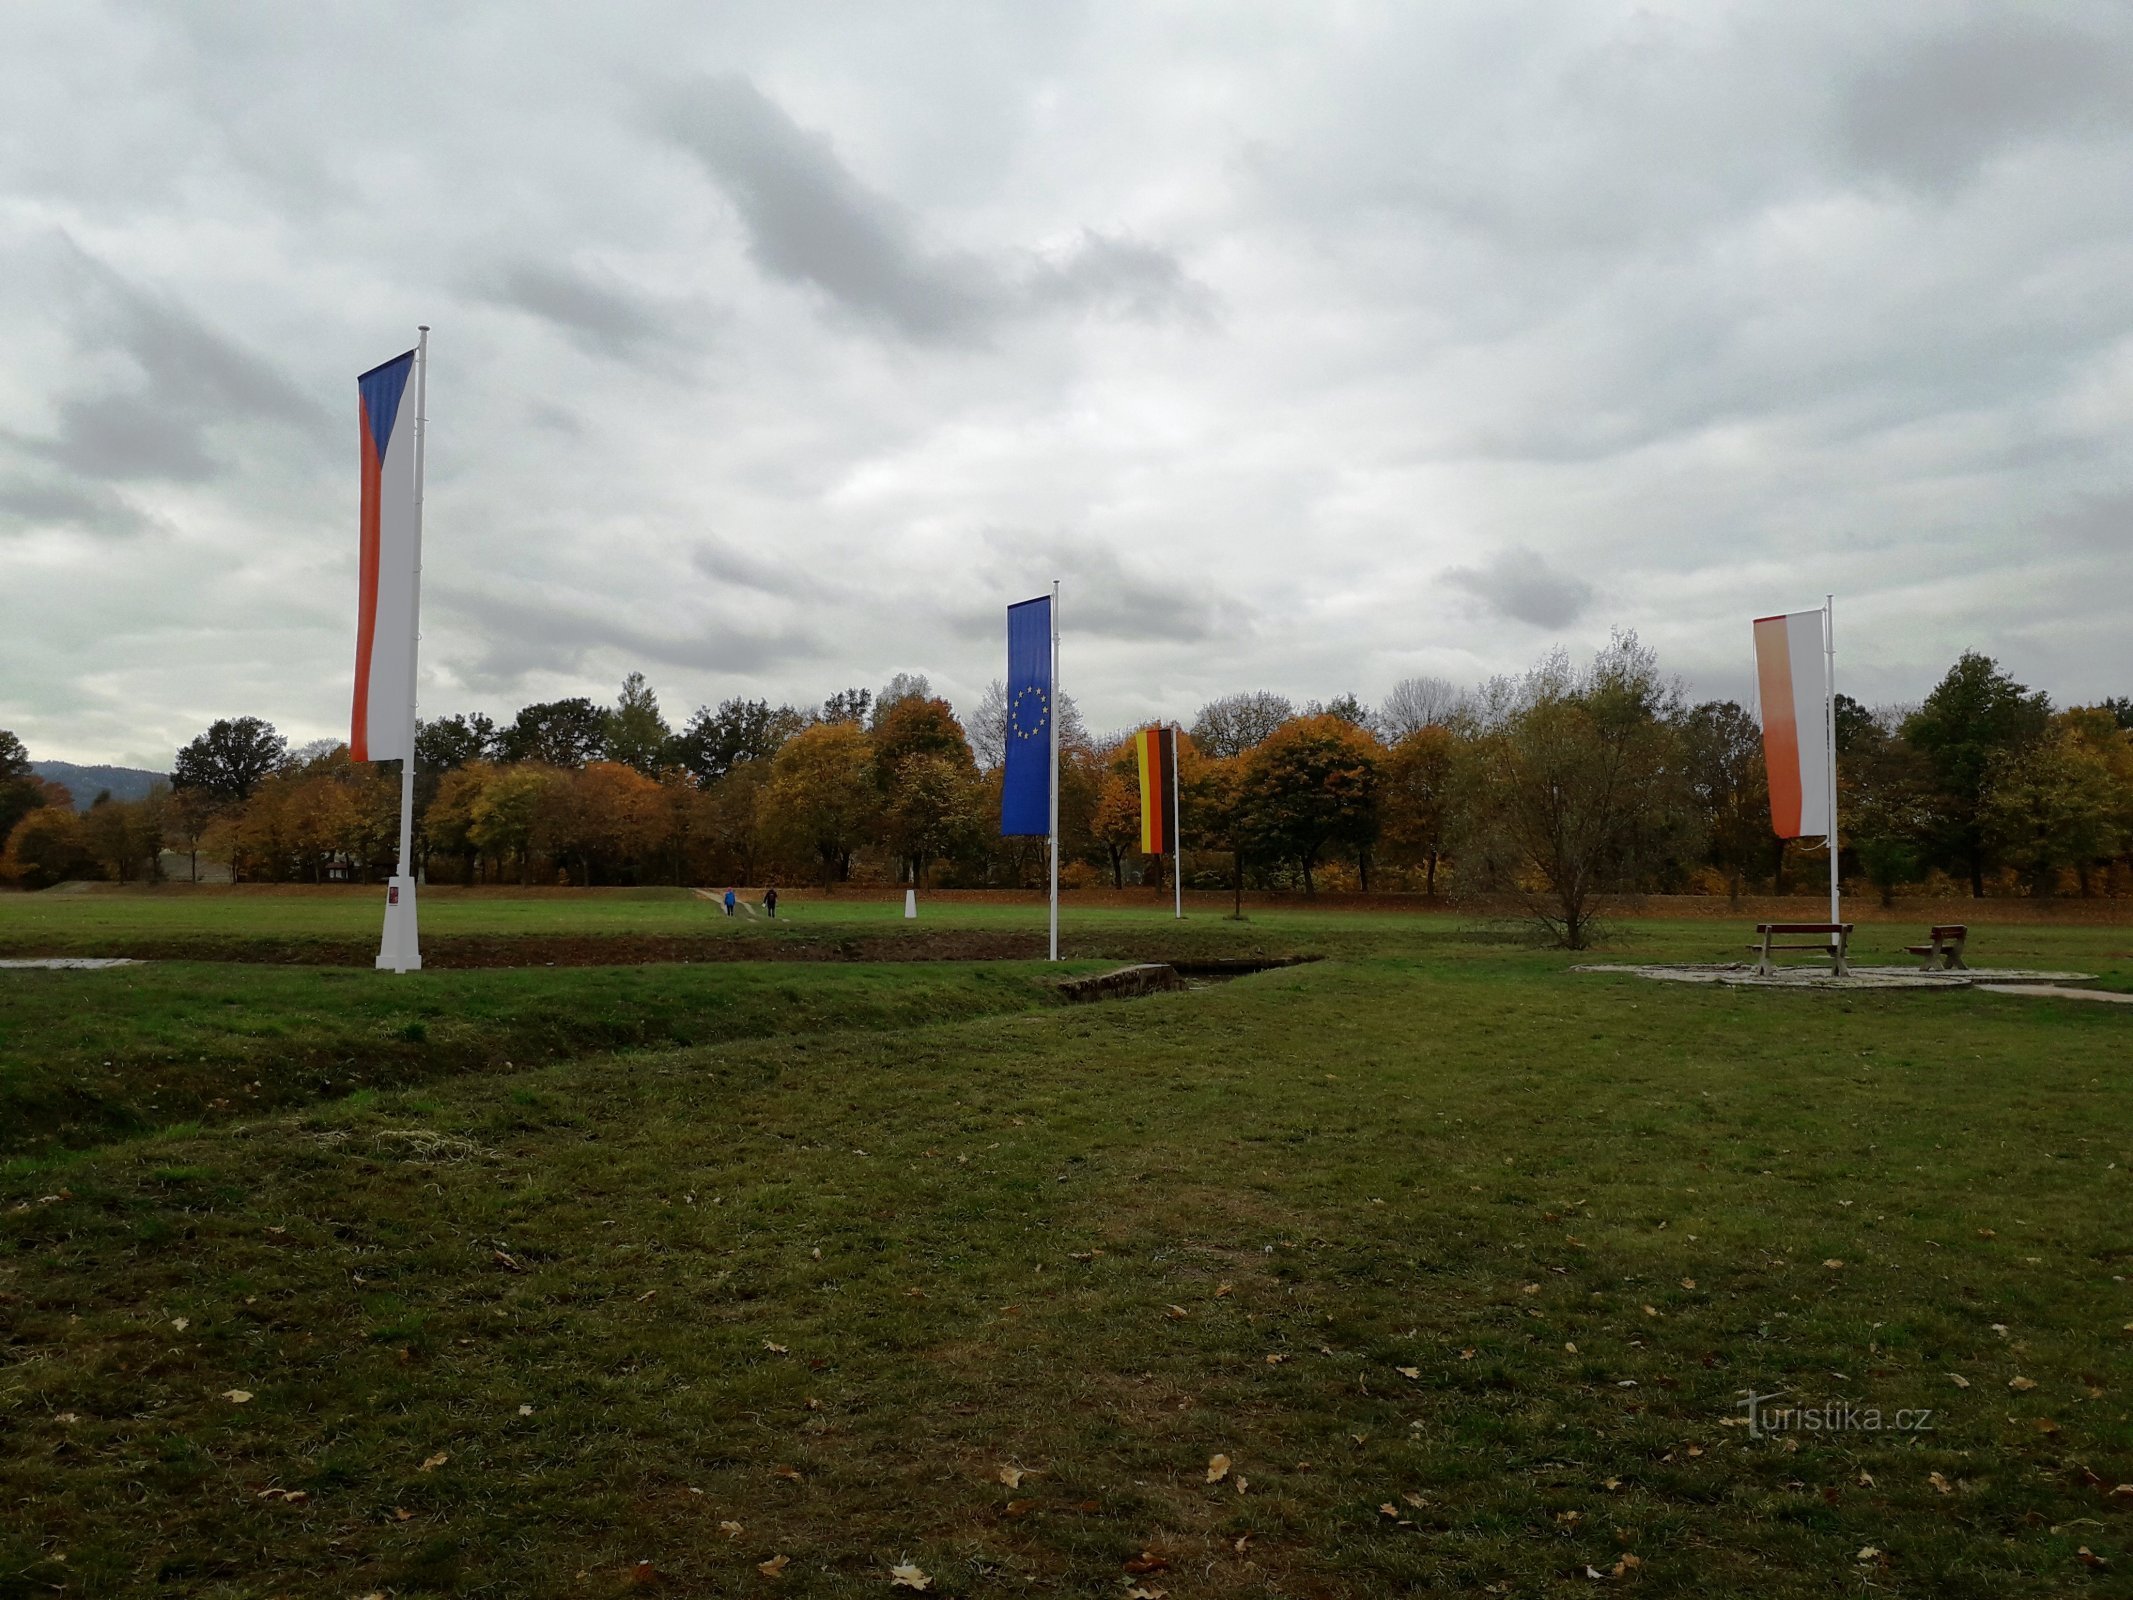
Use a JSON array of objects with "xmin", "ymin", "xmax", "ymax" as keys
[
  {"xmin": 764, "ymin": 885, "xmax": 779, "ymax": 919},
  {"xmin": 723, "ymin": 887, "xmax": 736, "ymax": 917}
]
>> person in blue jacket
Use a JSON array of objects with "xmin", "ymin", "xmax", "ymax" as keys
[{"xmin": 723, "ymin": 888, "xmax": 736, "ymax": 917}]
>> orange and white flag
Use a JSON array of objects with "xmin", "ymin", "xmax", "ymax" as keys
[{"xmin": 1752, "ymin": 609, "xmax": 1831, "ymax": 839}]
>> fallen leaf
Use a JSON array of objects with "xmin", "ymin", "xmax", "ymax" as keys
[
  {"xmin": 1264, "ymin": 1353, "xmax": 1287, "ymax": 1365},
  {"xmin": 1232, "ymin": 1534, "xmax": 1252, "ymax": 1554},
  {"xmin": 1165, "ymin": 1305, "xmax": 1189, "ymax": 1321},
  {"xmin": 1929, "ymin": 1472, "xmax": 1953, "ymax": 1495},
  {"xmin": 1949, "ymin": 1374, "xmax": 1971, "ymax": 1389},
  {"xmin": 1680, "ymin": 1278, "xmax": 1696, "ymax": 1290},
  {"xmin": 221, "ymin": 1389, "xmax": 253, "ymax": 1404},
  {"xmin": 1458, "ymin": 1348, "xmax": 1476, "ymax": 1361},
  {"xmin": 1602, "ymin": 1477, "xmax": 1622, "ymax": 1491},
  {"xmin": 419, "ymin": 1452, "xmax": 449, "ymax": 1473},
  {"xmin": 764, "ymin": 1342, "xmax": 789, "ymax": 1355},
  {"xmin": 1206, "ymin": 1454, "xmax": 1231, "ymax": 1483},
  {"xmin": 1823, "ymin": 1259, "xmax": 1844, "ymax": 1270},
  {"xmin": 758, "ymin": 1554, "xmax": 789, "ymax": 1578},
  {"xmin": 1004, "ymin": 1498, "xmax": 1037, "ymax": 1517},
  {"xmin": 1234, "ymin": 1475, "xmax": 1248, "ymax": 1495},
  {"xmin": 1395, "ymin": 1366, "xmax": 1421, "ymax": 1381},
  {"xmin": 773, "ymin": 1464, "xmax": 804, "ymax": 1482},
  {"xmin": 1402, "ymin": 1491, "xmax": 1428, "ymax": 1508},
  {"xmin": 1857, "ymin": 1546, "xmax": 1881, "ymax": 1562},
  {"xmin": 1215, "ymin": 1283, "xmax": 1234, "ymax": 1298},
  {"xmin": 54, "ymin": 1412, "xmax": 79, "ymax": 1424},
  {"xmin": 1977, "ymin": 1228, "xmax": 1996, "ymax": 1239},
  {"xmin": 998, "ymin": 1465, "xmax": 1025, "ymax": 1489},
  {"xmin": 2034, "ymin": 1418, "xmax": 2061, "ymax": 1435},
  {"xmin": 1857, "ymin": 1470, "xmax": 1874, "ymax": 1487},
  {"xmin": 518, "ymin": 1404, "xmax": 534, "ymax": 1416},
  {"xmin": 1565, "ymin": 1342, "xmax": 1578, "ymax": 1354},
  {"xmin": 890, "ymin": 1563, "xmax": 931, "ymax": 1590},
  {"xmin": 1378, "ymin": 1503, "xmax": 1400, "ymax": 1518},
  {"xmin": 2009, "ymin": 1376, "xmax": 2037, "ymax": 1392},
  {"xmin": 1521, "ymin": 1283, "xmax": 1540, "ymax": 1295},
  {"xmin": 493, "ymin": 1249, "xmax": 522, "ymax": 1272},
  {"xmin": 1125, "ymin": 1589, "xmax": 1168, "ymax": 1600},
  {"xmin": 394, "ymin": 1507, "xmax": 413, "ymax": 1521},
  {"xmin": 172, "ymin": 1317, "xmax": 189, "ymax": 1331},
  {"xmin": 1123, "ymin": 1551, "xmax": 1168, "ymax": 1574},
  {"xmin": 2110, "ymin": 1484, "xmax": 2133, "ymax": 1502},
  {"xmin": 2079, "ymin": 1546, "xmax": 2109, "ymax": 1568},
  {"xmin": 1612, "ymin": 1554, "xmax": 1644, "ymax": 1576},
  {"xmin": 720, "ymin": 1520, "xmax": 744, "ymax": 1538}
]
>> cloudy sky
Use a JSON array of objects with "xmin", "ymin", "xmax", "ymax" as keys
[{"xmin": 4, "ymin": 1, "xmax": 2131, "ymax": 768}]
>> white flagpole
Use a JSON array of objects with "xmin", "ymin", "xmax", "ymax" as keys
[
  {"xmin": 1048, "ymin": 579, "xmax": 1060, "ymax": 962},
  {"xmin": 1825, "ymin": 593, "xmax": 1839, "ymax": 935},
  {"xmin": 1171, "ymin": 723, "xmax": 1183, "ymax": 920},
  {"xmin": 381, "ymin": 326, "xmax": 428, "ymax": 973}
]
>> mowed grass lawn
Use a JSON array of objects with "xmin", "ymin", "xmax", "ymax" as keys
[{"xmin": 3, "ymin": 903, "xmax": 2131, "ymax": 1596}]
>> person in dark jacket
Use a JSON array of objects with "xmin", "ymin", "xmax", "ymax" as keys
[{"xmin": 764, "ymin": 886, "xmax": 779, "ymax": 919}]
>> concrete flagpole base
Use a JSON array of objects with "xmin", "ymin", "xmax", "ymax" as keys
[
  {"xmin": 904, "ymin": 888, "xmax": 918, "ymax": 920},
  {"xmin": 377, "ymin": 876, "xmax": 422, "ymax": 972}
]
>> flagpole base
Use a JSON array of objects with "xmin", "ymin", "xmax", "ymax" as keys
[{"xmin": 377, "ymin": 876, "xmax": 422, "ymax": 973}]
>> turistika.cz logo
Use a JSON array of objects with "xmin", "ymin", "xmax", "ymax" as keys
[{"xmin": 1738, "ymin": 1390, "xmax": 1935, "ymax": 1438}]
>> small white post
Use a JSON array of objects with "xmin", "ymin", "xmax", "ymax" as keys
[
  {"xmin": 1825, "ymin": 594, "xmax": 1840, "ymax": 938},
  {"xmin": 378, "ymin": 325, "xmax": 428, "ymax": 974},
  {"xmin": 1048, "ymin": 579, "xmax": 1060, "ymax": 962},
  {"xmin": 904, "ymin": 887, "xmax": 917, "ymax": 920}
]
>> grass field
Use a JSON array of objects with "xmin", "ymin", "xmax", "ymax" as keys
[{"xmin": 4, "ymin": 893, "xmax": 2131, "ymax": 1596}]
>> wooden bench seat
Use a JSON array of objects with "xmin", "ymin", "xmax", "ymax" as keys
[
  {"xmin": 1903, "ymin": 924, "xmax": 1968, "ymax": 971},
  {"xmin": 1748, "ymin": 922, "xmax": 1853, "ymax": 978}
]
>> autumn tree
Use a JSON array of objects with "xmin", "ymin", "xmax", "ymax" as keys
[
  {"xmin": 1678, "ymin": 701, "xmax": 1768, "ymax": 902},
  {"xmin": 469, "ymin": 765, "xmax": 563, "ymax": 883},
  {"xmin": 172, "ymin": 717, "xmax": 287, "ymax": 806},
  {"xmin": 882, "ymin": 752, "xmax": 983, "ymax": 885},
  {"xmin": 1379, "ymin": 676, "xmax": 1468, "ymax": 741},
  {"xmin": 1903, "ymin": 653, "xmax": 2051, "ymax": 895},
  {"xmin": 502, "ymin": 698, "xmax": 608, "ymax": 767},
  {"xmin": 1450, "ymin": 634, "xmax": 1693, "ymax": 949},
  {"xmin": 1241, "ymin": 714, "xmax": 1382, "ymax": 894},
  {"xmin": 1379, "ymin": 724, "xmax": 1457, "ymax": 895},
  {"xmin": 1191, "ymin": 692, "xmax": 1294, "ymax": 758},
  {"xmin": 1089, "ymin": 765, "xmax": 1142, "ymax": 888},
  {"xmin": 674, "ymin": 698, "xmax": 805, "ymax": 785},
  {"xmin": 0, "ymin": 730, "xmax": 60, "ymax": 855},
  {"xmin": 605, "ymin": 673, "xmax": 674, "ymax": 777},
  {"xmin": 1, "ymin": 805, "xmax": 89, "ymax": 888},
  {"xmin": 762, "ymin": 721, "xmax": 879, "ymax": 887},
  {"xmin": 1984, "ymin": 724, "xmax": 2121, "ymax": 896},
  {"xmin": 1841, "ymin": 709, "xmax": 1935, "ymax": 905}
]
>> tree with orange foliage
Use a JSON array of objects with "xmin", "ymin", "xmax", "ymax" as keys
[
  {"xmin": 1241, "ymin": 714, "xmax": 1383, "ymax": 894},
  {"xmin": 762, "ymin": 721, "xmax": 879, "ymax": 888},
  {"xmin": 1380, "ymin": 725, "xmax": 1456, "ymax": 895}
]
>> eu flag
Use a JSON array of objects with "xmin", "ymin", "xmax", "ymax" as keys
[{"xmin": 1001, "ymin": 594, "xmax": 1052, "ymax": 836}]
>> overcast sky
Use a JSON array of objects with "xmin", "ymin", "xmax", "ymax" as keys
[{"xmin": 4, "ymin": 1, "xmax": 2131, "ymax": 768}]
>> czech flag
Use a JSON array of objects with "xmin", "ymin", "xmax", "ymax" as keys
[
  {"xmin": 1134, "ymin": 724, "xmax": 1176, "ymax": 854},
  {"xmin": 1753, "ymin": 609, "xmax": 1832, "ymax": 839},
  {"xmin": 352, "ymin": 350, "xmax": 418, "ymax": 762}
]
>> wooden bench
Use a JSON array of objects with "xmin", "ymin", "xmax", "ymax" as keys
[
  {"xmin": 1748, "ymin": 922, "xmax": 1853, "ymax": 978},
  {"xmin": 1904, "ymin": 924, "xmax": 1968, "ymax": 971}
]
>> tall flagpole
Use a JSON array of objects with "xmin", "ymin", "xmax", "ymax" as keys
[
  {"xmin": 383, "ymin": 326, "xmax": 428, "ymax": 973},
  {"xmin": 1171, "ymin": 722, "xmax": 1183, "ymax": 920},
  {"xmin": 1825, "ymin": 593, "xmax": 1839, "ymax": 934},
  {"xmin": 1048, "ymin": 580, "xmax": 1060, "ymax": 962}
]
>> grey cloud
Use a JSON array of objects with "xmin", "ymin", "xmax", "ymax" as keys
[
  {"xmin": 0, "ymin": 477, "xmax": 152, "ymax": 539},
  {"xmin": 954, "ymin": 533, "xmax": 1242, "ymax": 643},
  {"xmin": 16, "ymin": 241, "xmax": 326, "ymax": 496},
  {"xmin": 433, "ymin": 585, "xmax": 819, "ymax": 692},
  {"xmin": 1444, "ymin": 547, "xmax": 1594, "ymax": 630},
  {"xmin": 691, "ymin": 540, "xmax": 817, "ymax": 598},
  {"xmin": 486, "ymin": 261, "xmax": 676, "ymax": 364},
  {"xmin": 661, "ymin": 74, "xmax": 998, "ymax": 342},
  {"xmin": 1839, "ymin": 20, "xmax": 2133, "ymax": 192},
  {"xmin": 657, "ymin": 75, "xmax": 1207, "ymax": 341},
  {"xmin": 1025, "ymin": 230, "xmax": 1215, "ymax": 323}
]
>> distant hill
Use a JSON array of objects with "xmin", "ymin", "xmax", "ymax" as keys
[{"xmin": 29, "ymin": 762, "xmax": 169, "ymax": 810}]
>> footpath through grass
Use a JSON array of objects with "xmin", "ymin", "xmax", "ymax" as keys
[{"xmin": 4, "ymin": 921, "xmax": 2131, "ymax": 1597}]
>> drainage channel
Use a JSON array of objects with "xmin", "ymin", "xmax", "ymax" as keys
[{"xmin": 1055, "ymin": 955, "xmax": 1317, "ymax": 1003}]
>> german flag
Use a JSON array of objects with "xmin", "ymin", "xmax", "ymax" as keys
[{"xmin": 1134, "ymin": 724, "xmax": 1176, "ymax": 855}]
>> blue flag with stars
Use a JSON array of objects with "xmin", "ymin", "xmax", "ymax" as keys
[{"xmin": 1001, "ymin": 594, "xmax": 1052, "ymax": 836}]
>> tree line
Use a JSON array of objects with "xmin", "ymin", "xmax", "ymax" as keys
[{"xmin": 4, "ymin": 644, "xmax": 2131, "ymax": 944}]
